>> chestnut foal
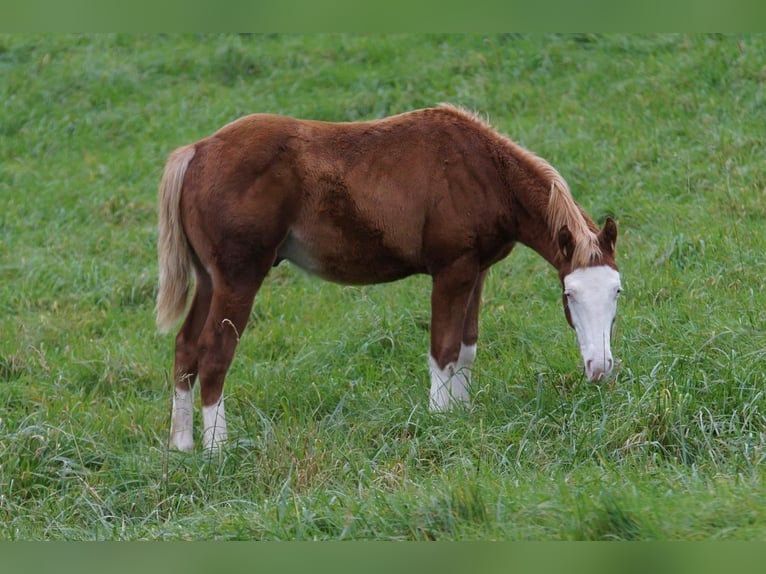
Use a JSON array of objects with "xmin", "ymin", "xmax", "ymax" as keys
[{"xmin": 156, "ymin": 105, "xmax": 620, "ymax": 451}]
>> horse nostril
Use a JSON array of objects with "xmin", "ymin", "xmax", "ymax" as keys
[{"xmin": 607, "ymin": 358, "xmax": 614, "ymax": 372}]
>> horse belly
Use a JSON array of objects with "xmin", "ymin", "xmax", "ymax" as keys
[{"xmin": 276, "ymin": 229, "xmax": 422, "ymax": 285}]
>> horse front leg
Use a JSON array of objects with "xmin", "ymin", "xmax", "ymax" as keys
[
  {"xmin": 453, "ymin": 269, "xmax": 487, "ymax": 393},
  {"xmin": 428, "ymin": 257, "xmax": 480, "ymax": 411}
]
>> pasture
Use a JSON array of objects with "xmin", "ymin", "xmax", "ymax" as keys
[{"xmin": 1, "ymin": 33, "xmax": 765, "ymax": 540}]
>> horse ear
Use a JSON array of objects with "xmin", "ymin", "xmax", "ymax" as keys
[
  {"xmin": 557, "ymin": 226, "xmax": 575, "ymax": 261},
  {"xmin": 600, "ymin": 217, "xmax": 618, "ymax": 253}
]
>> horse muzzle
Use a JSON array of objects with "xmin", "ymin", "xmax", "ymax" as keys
[{"xmin": 584, "ymin": 355, "xmax": 614, "ymax": 382}]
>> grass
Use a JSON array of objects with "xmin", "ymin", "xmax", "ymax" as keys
[{"xmin": 1, "ymin": 33, "xmax": 766, "ymax": 540}]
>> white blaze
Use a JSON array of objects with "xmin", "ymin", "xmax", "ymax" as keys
[{"xmin": 563, "ymin": 265, "xmax": 621, "ymax": 382}]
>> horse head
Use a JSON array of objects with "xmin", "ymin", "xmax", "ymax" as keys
[{"xmin": 557, "ymin": 217, "xmax": 621, "ymax": 382}]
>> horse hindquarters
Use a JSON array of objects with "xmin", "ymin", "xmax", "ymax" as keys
[{"xmin": 161, "ymin": 132, "xmax": 294, "ymax": 450}]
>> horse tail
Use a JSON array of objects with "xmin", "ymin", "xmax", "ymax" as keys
[{"xmin": 156, "ymin": 144, "xmax": 196, "ymax": 333}]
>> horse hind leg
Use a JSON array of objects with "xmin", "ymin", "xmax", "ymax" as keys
[
  {"xmin": 195, "ymin": 255, "xmax": 275, "ymax": 450},
  {"xmin": 169, "ymin": 270, "xmax": 213, "ymax": 452}
]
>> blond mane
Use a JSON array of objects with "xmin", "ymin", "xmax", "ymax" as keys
[
  {"xmin": 546, "ymin": 179, "xmax": 602, "ymax": 268},
  {"xmin": 437, "ymin": 104, "xmax": 601, "ymax": 268}
]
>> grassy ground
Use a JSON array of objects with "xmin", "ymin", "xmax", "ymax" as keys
[{"xmin": 1, "ymin": 34, "xmax": 765, "ymax": 540}]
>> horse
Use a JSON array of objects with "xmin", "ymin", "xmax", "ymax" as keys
[{"xmin": 156, "ymin": 104, "xmax": 621, "ymax": 451}]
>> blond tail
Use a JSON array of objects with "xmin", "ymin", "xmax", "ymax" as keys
[{"xmin": 156, "ymin": 145, "xmax": 196, "ymax": 333}]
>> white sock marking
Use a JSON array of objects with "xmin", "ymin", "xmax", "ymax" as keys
[
  {"xmin": 169, "ymin": 387, "xmax": 194, "ymax": 452},
  {"xmin": 457, "ymin": 343, "xmax": 476, "ymax": 374},
  {"xmin": 429, "ymin": 348, "xmax": 473, "ymax": 412},
  {"xmin": 202, "ymin": 396, "xmax": 227, "ymax": 450}
]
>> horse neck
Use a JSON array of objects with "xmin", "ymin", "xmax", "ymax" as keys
[
  {"xmin": 504, "ymin": 169, "xmax": 585, "ymax": 277},
  {"xmin": 494, "ymin": 134, "xmax": 604, "ymax": 278},
  {"xmin": 511, "ymin": 190, "xmax": 564, "ymax": 272}
]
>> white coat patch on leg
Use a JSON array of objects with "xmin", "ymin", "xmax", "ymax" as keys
[
  {"xmin": 429, "ymin": 355, "xmax": 454, "ymax": 411},
  {"xmin": 456, "ymin": 343, "xmax": 477, "ymax": 387},
  {"xmin": 202, "ymin": 396, "xmax": 227, "ymax": 450},
  {"xmin": 429, "ymin": 353, "xmax": 471, "ymax": 412},
  {"xmin": 169, "ymin": 387, "xmax": 194, "ymax": 452}
]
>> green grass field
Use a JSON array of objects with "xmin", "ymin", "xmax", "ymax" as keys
[{"xmin": 1, "ymin": 33, "xmax": 765, "ymax": 540}]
